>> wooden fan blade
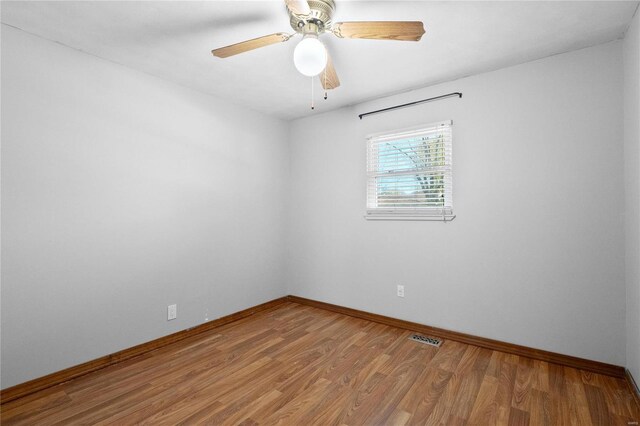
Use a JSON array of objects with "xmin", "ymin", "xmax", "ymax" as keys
[
  {"xmin": 212, "ymin": 33, "xmax": 289, "ymax": 58},
  {"xmin": 333, "ymin": 21, "xmax": 425, "ymax": 41},
  {"xmin": 320, "ymin": 53, "xmax": 340, "ymax": 90},
  {"xmin": 285, "ymin": 0, "xmax": 311, "ymax": 16}
]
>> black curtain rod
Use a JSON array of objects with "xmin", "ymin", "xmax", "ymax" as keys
[{"xmin": 358, "ymin": 92, "xmax": 462, "ymax": 120}]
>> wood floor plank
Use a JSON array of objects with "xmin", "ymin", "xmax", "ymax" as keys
[
  {"xmin": 531, "ymin": 360, "xmax": 549, "ymax": 392},
  {"xmin": 600, "ymin": 374, "xmax": 639, "ymax": 418},
  {"xmin": 264, "ymin": 378, "xmax": 334, "ymax": 425},
  {"xmin": 495, "ymin": 355, "xmax": 518, "ymax": 425},
  {"xmin": 449, "ymin": 347, "xmax": 493, "ymax": 421},
  {"xmin": 548, "ymin": 363, "xmax": 567, "ymax": 395},
  {"xmin": 511, "ymin": 360, "xmax": 534, "ymax": 412},
  {"xmin": 467, "ymin": 374, "xmax": 499, "ymax": 425},
  {"xmin": 362, "ymin": 353, "xmax": 431, "ymax": 423},
  {"xmin": 422, "ymin": 345, "xmax": 485, "ymax": 424},
  {"xmin": 306, "ymin": 371, "xmax": 386, "ymax": 424},
  {"xmin": 584, "ymin": 383, "xmax": 613, "ymax": 425},
  {"xmin": 0, "ymin": 391, "xmax": 71, "ymax": 424},
  {"xmin": 387, "ymin": 409, "xmax": 411, "ymax": 425},
  {"xmin": 529, "ymin": 389, "xmax": 552, "ymax": 426},
  {"xmin": 398, "ymin": 366, "xmax": 453, "ymax": 423},
  {"xmin": 223, "ymin": 389, "xmax": 283, "ymax": 425},
  {"xmin": 566, "ymin": 381, "xmax": 595, "ymax": 426},
  {"xmin": 1, "ymin": 301, "xmax": 638, "ymax": 426},
  {"xmin": 549, "ymin": 394, "xmax": 572, "ymax": 426},
  {"xmin": 508, "ymin": 407, "xmax": 530, "ymax": 426}
]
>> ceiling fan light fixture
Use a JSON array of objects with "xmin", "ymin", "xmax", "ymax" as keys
[
  {"xmin": 293, "ymin": 34, "xmax": 328, "ymax": 77},
  {"xmin": 211, "ymin": 0, "xmax": 426, "ymax": 96}
]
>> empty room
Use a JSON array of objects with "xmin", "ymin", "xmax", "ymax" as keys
[{"xmin": 1, "ymin": 0, "xmax": 640, "ymax": 424}]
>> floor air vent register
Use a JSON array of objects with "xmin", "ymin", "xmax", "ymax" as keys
[{"xmin": 409, "ymin": 334, "xmax": 443, "ymax": 347}]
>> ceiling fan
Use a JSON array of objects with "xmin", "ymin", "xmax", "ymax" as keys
[{"xmin": 211, "ymin": 0, "xmax": 425, "ymax": 93}]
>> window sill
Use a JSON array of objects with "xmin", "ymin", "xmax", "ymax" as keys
[{"xmin": 364, "ymin": 214, "xmax": 456, "ymax": 222}]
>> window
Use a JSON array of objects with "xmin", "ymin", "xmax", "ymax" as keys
[{"xmin": 366, "ymin": 120, "xmax": 454, "ymax": 220}]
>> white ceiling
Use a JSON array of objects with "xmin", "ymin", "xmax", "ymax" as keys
[{"xmin": 2, "ymin": 1, "xmax": 638, "ymax": 120}]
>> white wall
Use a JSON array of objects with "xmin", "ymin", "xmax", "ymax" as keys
[
  {"xmin": 287, "ymin": 41, "xmax": 626, "ymax": 365},
  {"xmin": 624, "ymin": 9, "xmax": 640, "ymax": 382},
  {"xmin": 0, "ymin": 25, "xmax": 289, "ymax": 388}
]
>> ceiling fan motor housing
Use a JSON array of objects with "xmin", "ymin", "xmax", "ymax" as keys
[{"xmin": 289, "ymin": 0, "xmax": 336, "ymax": 34}]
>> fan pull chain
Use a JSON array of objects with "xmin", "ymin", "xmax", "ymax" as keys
[
  {"xmin": 311, "ymin": 76, "xmax": 315, "ymax": 110},
  {"xmin": 324, "ymin": 70, "xmax": 328, "ymax": 100}
]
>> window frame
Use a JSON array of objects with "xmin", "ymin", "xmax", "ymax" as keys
[{"xmin": 365, "ymin": 120, "xmax": 455, "ymax": 221}]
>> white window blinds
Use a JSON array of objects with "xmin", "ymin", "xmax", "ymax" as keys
[{"xmin": 366, "ymin": 120, "xmax": 453, "ymax": 220}]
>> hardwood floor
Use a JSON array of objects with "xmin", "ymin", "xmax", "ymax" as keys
[{"xmin": 1, "ymin": 302, "xmax": 638, "ymax": 425}]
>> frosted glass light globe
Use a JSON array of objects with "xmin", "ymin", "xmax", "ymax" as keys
[{"xmin": 293, "ymin": 35, "xmax": 328, "ymax": 77}]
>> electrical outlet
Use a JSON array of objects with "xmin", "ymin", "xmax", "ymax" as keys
[
  {"xmin": 168, "ymin": 304, "xmax": 177, "ymax": 320},
  {"xmin": 397, "ymin": 285, "xmax": 405, "ymax": 298}
]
